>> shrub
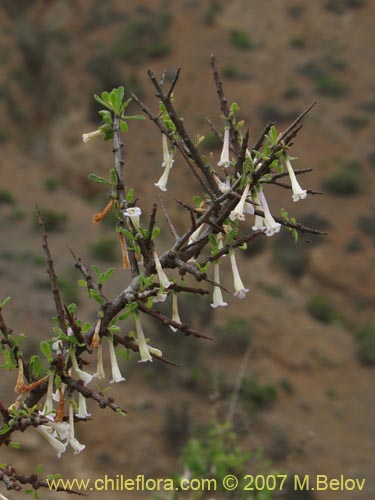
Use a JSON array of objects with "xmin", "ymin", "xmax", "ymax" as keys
[
  {"xmin": 314, "ymin": 75, "xmax": 348, "ymax": 97},
  {"xmin": 273, "ymin": 232, "xmax": 309, "ymax": 279},
  {"xmin": 283, "ymin": 86, "xmax": 301, "ymax": 100},
  {"xmin": 87, "ymin": 55, "xmax": 122, "ymax": 93},
  {"xmin": 112, "ymin": 14, "xmax": 171, "ymax": 64},
  {"xmin": 58, "ymin": 273, "xmax": 80, "ymax": 306},
  {"xmin": 322, "ymin": 162, "xmax": 361, "ymax": 196},
  {"xmin": 89, "ymin": 237, "xmax": 118, "ymax": 262},
  {"xmin": 222, "ymin": 65, "xmax": 240, "ymax": 79},
  {"xmin": 242, "ymin": 234, "xmax": 266, "ymax": 258},
  {"xmin": 345, "ymin": 237, "xmax": 364, "ymax": 253},
  {"xmin": 181, "ymin": 424, "xmax": 249, "ymax": 494},
  {"xmin": 240, "ymin": 377, "xmax": 277, "ymax": 413},
  {"xmin": 257, "ymin": 104, "xmax": 296, "ymax": 123},
  {"xmin": 202, "ymin": 132, "xmax": 222, "ymax": 151},
  {"xmin": 34, "ymin": 209, "xmax": 68, "ymax": 232},
  {"xmin": 353, "ymin": 325, "xmax": 375, "ymax": 366},
  {"xmin": 299, "ymin": 213, "xmax": 330, "ymax": 246},
  {"xmin": 164, "ymin": 402, "xmax": 191, "ymax": 450},
  {"xmin": 44, "ymin": 177, "xmax": 60, "ymax": 192},
  {"xmin": 325, "ymin": 0, "xmax": 365, "ymax": 13},
  {"xmin": 0, "ymin": 189, "xmax": 15, "ymax": 205},
  {"xmin": 356, "ymin": 215, "xmax": 375, "ymax": 240},
  {"xmin": 306, "ymin": 295, "xmax": 340, "ymax": 324},
  {"xmin": 229, "ymin": 30, "xmax": 253, "ymax": 50},
  {"xmin": 216, "ymin": 316, "xmax": 252, "ymax": 353},
  {"xmin": 341, "ymin": 115, "xmax": 369, "ymax": 131},
  {"xmin": 290, "ymin": 35, "xmax": 306, "ymax": 49}
]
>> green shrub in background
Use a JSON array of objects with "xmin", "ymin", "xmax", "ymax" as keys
[
  {"xmin": 306, "ymin": 295, "xmax": 341, "ymax": 325},
  {"xmin": 356, "ymin": 215, "xmax": 375, "ymax": 240},
  {"xmin": 353, "ymin": 325, "xmax": 375, "ymax": 366},
  {"xmin": 345, "ymin": 237, "xmax": 364, "ymax": 253},
  {"xmin": 181, "ymin": 424, "xmax": 251, "ymax": 499},
  {"xmin": 314, "ymin": 75, "xmax": 348, "ymax": 97},
  {"xmin": 202, "ymin": 132, "xmax": 222, "ymax": 151},
  {"xmin": 216, "ymin": 316, "xmax": 252, "ymax": 353},
  {"xmin": 0, "ymin": 189, "xmax": 15, "ymax": 205},
  {"xmin": 34, "ymin": 209, "xmax": 68, "ymax": 232},
  {"xmin": 112, "ymin": 13, "xmax": 171, "ymax": 64},
  {"xmin": 273, "ymin": 231, "xmax": 310, "ymax": 279},
  {"xmin": 240, "ymin": 377, "xmax": 277, "ymax": 414},
  {"xmin": 164, "ymin": 402, "xmax": 191, "ymax": 451},
  {"xmin": 322, "ymin": 162, "xmax": 361, "ymax": 196},
  {"xmin": 229, "ymin": 30, "xmax": 253, "ymax": 50},
  {"xmin": 89, "ymin": 237, "xmax": 118, "ymax": 262}
]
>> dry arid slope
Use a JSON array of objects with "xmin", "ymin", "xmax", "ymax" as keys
[{"xmin": 0, "ymin": 1, "xmax": 374, "ymax": 499}]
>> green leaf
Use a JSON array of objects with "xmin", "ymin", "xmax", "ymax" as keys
[
  {"xmin": 77, "ymin": 279, "xmax": 87, "ymax": 288},
  {"xmin": 40, "ymin": 340, "xmax": 52, "ymax": 362},
  {"xmin": 151, "ymin": 227, "xmax": 161, "ymax": 240},
  {"xmin": 98, "ymin": 110, "xmax": 112, "ymax": 124},
  {"xmin": 102, "ymin": 268, "xmax": 115, "ymax": 283},
  {"xmin": 126, "ymin": 188, "xmax": 134, "ymax": 202},
  {"xmin": 0, "ymin": 424, "xmax": 9, "ymax": 435},
  {"xmin": 115, "ymin": 86, "xmax": 125, "ymax": 110},
  {"xmin": 120, "ymin": 120, "xmax": 128, "ymax": 133},
  {"xmin": 94, "ymin": 94, "xmax": 110, "ymax": 109},
  {"xmin": 230, "ymin": 102, "xmax": 239, "ymax": 114},
  {"xmin": 8, "ymin": 441, "xmax": 21, "ymax": 449},
  {"xmin": 194, "ymin": 196, "xmax": 202, "ymax": 207},
  {"xmin": 67, "ymin": 303, "xmax": 78, "ymax": 314},
  {"xmin": 92, "ymin": 264, "xmax": 101, "ymax": 280},
  {"xmin": 123, "ymin": 115, "xmax": 145, "ymax": 120},
  {"xmin": 0, "ymin": 296, "xmax": 11, "ymax": 309},
  {"xmin": 88, "ymin": 289, "xmax": 104, "ymax": 305},
  {"xmin": 88, "ymin": 173, "xmax": 110, "ymax": 185},
  {"xmin": 35, "ymin": 464, "xmax": 43, "ymax": 474},
  {"xmin": 29, "ymin": 355, "xmax": 41, "ymax": 379}
]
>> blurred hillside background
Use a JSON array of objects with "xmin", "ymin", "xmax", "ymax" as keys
[{"xmin": 0, "ymin": 0, "xmax": 374, "ymax": 499}]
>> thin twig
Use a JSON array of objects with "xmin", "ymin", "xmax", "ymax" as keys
[{"xmin": 36, "ymin": 205, "xmax": 66, "ymax": 334}]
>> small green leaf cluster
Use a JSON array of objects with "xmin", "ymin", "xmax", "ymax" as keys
[{"xmin": 94, "ymin": 86, "xmax": 144, "ymax": 141}]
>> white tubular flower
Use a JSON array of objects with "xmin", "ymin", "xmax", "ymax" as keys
[
  {"xmin": 68, "ymin": 401, "xmax": 85, "ymax": 455},
  {"xmin": 154, "ymin": 161, "xmax": 173, "ymax": 191},
  {"xmin": 95, "ymin": 342, "xmax": 106, "ymax": 380},
  {"xmin": 47, "ymin": 420, "xmax": 70, "ymax": 441},
  {"xmin": 243, "ymin": 196, "xmax": 255, "ymax": 215},
  {"xmin": 211, "ymin": 261, "xmax": 228, "ymax": 308},
  {"xmin": 70, "ymin": 351, "xmax": 96, "ymax": 386},
  {"xmin": 148, "ymin": 345, "xmax": 163, "ymax": 357},
  {"xmin": 108, "ymin": 337, "xmax": 126, "ymax": 383},
  {"xmin": 229, "ymin": 251, "xmax": 249, "ymax": 299},
  {"xmin": 188, "ymin": 224, "xmax": 204, "ymax": 245},
  {"xmin": 229, "ymin": 183, "xmax": 250, "ymax": 222},
  {"xmin": 52, "ymin": 383, "xmax": 66, "ymax": 402},
  {"xmin": 214, "ymin": 174, "xmax": 231, "ymax": 193},
  {"xmin": 152, "ymin": 249, "xmax": 171, "ymax": 289},
  {"xmin": 76, "ymin": 393, "xmax": 91, "ymax": 419},
  {"xmin": 153, "ymin": 291, "xmax": 168, "ymax": 303},
  {"xmin": 285, "ymin": 157, "xmax": 307, "ymax": 202},
  {"xmin": 169, "ymin": 293, "xmax": 182, "ymax": 332},
  {"xmin": 134, "ymin": 314, "xmax": 153, "ymax": 363},
  {"xmin": 217, "ymin": 127, "xmax": 231, "ymax": 168},
  {"xmin": 259, "ymin": 190, "xmax": 281, "ymax": 237},
  {"xmin": 82, "ymin": 129, "xmax": 102, "ymax": 143},
  {"xmin": 123, "ymin": 207, "xmax": 142, "ymax": 230},
  {"xmin": 155, "ymin": 137, "xmax": 174, "ymax": 191},
  {"xmin": 42, "ymin": 373, "xmax": 54, "ymax": 416},
  {"xmin": 161, "ymin": 133, "xmax": 171, "ymax": 167},
  {"xmin": 36, "ymin": 425, "xmax": 67, "ymax": 458}
]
